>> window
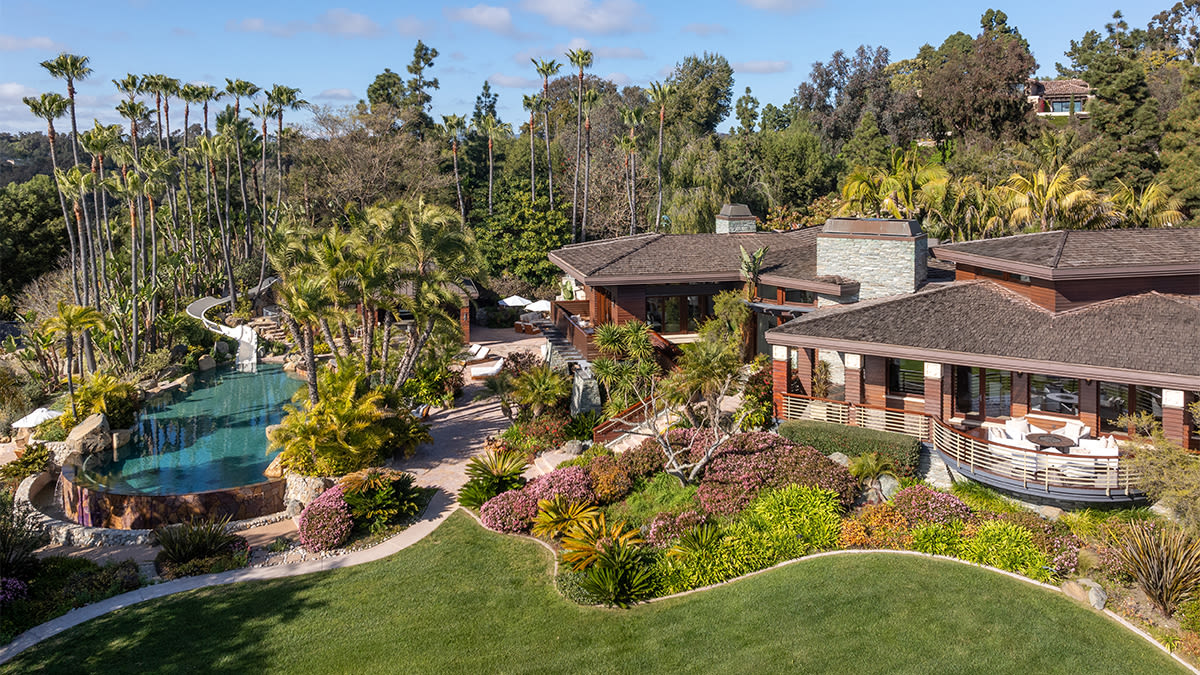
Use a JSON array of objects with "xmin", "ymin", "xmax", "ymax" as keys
[
  {"xmin": 888, "ymin": 359, "xmax": 925, "ymax": 397},
  {"xmin": 1100, "ymin": 382, "xmax": 1163, "ymax": 432},
  {"xmin": 1050, "ymin": 100, "xmax": 1078, "ymax": 113},
  {"xmin": 979, "ymin": 268, "xmax": 1005, "ymax": 279},
  {"xmin": 756, "ymin": 284, "xmax": 778, "ymax": 302},
  {"xmin": 686, "ymin": 295, "xmax": 710, "ymax": 331},
  {"xmin": 954, "ymin": 367, "xmax": 1012, "ymax": 418},
  {"xmin": 783, "ymin": 289, "xmax": 815, "ymax": 305},
  {"xmin": 646, "ymin": 295, "xmax": 711, "ymax": 334},
  {"xmin": 1030, "ymin": 374, "xmax": 1080, "ymax": 415},
  {"xmin": 1014, "ymin": 274, "xmax": 1031, "ymax": 284}
]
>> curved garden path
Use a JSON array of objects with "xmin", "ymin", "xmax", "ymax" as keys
[{"xmin": 0, "ymin": 331, "xmax": 534, "ymax": 665}]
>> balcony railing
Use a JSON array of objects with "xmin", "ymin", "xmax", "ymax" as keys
[
  {"xmin": 780, "ymin": 393, "xmax": 1143, "ymax": 503},
  {"xmin": 551, "ymin": 300, "xmax": 600, "ymax": 359}
]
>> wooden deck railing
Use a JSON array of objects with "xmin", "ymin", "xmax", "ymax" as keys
[
  {"xmin": 551, "ymin": 300, "xmax": 599, "ymax": 359},
  {"xmin": 593, "ymin": 397, "xmax": 657, "ymax": 445},
  {"xmin": 779, "ymin": 393, "xmax": 1143, "ymax": 501}
]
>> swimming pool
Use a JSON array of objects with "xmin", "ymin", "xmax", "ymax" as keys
[{"xmin": 71, "ymin": 364, "xmax": 301, "ymax": 496}]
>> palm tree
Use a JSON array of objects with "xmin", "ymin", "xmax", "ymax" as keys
[
  {"xmin": 620, "ymin": 106, "xmax": 646, "ymax": 235},
  {"xmin": 43, "ymin": 301, "xmax": 108, "ymax": 417},
  {"xmin": 1002, "ymin": 166, "xmax": 1108, "ymax": 231},
  {"xmin": 532, "ymin": 58, "xmax": 562, "ymax": 208},
  {"xmin": 566, "ymin": 48, "xmax": 593, "ymax": 240},
  {"xmin": 266, "ymin": 84, "xmax": 306, "ymax": 211},
  {"xmin": 439, "ymin": 114, "xmax": 467, "ymax": 222},
  {"xmin": 647, "ymin": 82, "xmax": 674, "ymax": 232},
  {"xmin": 576, "ymin": 89, "xmax": 601, "ymax": 242},
  {"xmin": 474, "ymin": 115, "xmax": 511, "ymax": 216},
  {"xmin": 224, "ymin": 78, "xmax": 260, "ymax": 248},
  {"xmin": 522, "ymin": 93, "xmax": 540, "ymax": 201},
  {"xmin": 848, "ymin": 452, "xmax": 897, "ymax": 504},
  {"xmin": 40, "ymin": 53, "xmax": 92, "ymax": 166},
  {"xmin": 1108, "ymin": 179, "xmax": 1185, "ymax": 228},
  {"xmin": 249, "ymin": 99, "xmax": 280, "ymax": 291},
  {"xmin": 80, "ymin": 122, "xmax": 121, "ymax": 262},
  {"xmin": 313, "ymin": 228, "xmax": 358, "ymax": 357},
  {"xmin": 277, "ymin": 276, "xmax": 326, "ymax": 404},
  {"xmin": 840, "ymin": 148, "xmax": 948, "ymax": 221},
  {"xmin": 195, "ymin": 135, "xmax": 238, "ymax": 311},
  {"xmin": 24, "ymin": 93, "xmax": 77, "ymax": 301},
  {"xmin": 55, "ymin": 165, "xmax": 98, "ymax": 310},
  {"xmin": 513, "ymin": 366, "xmax": 571, "ymax": 417},
  {"xmin": 178, "ymin": 84, "xmax": 207, "ymax": 268}
]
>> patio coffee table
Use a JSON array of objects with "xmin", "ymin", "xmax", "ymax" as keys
[{"xmin": 1026, "ymin": 433, "xmax": 1076, "ymax": 453}]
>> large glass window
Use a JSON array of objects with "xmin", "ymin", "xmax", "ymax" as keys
[
  {"xmin": 888, "ymin": 359, "xmax": 925, "ymax": 397},
  {"xmin": 783, "ymin": 289, "xmax": 815, "ymax": 305},
  {"xmin": 646, "ymin": 295, "xmax": 711, "ymax": 334},
  {"xmin": 954, "ymin": 367, "xmax": 1012, "ymax": 417},
  {"xmin": 1030, "ymin": 374, "xmax": 1080, "ymax": 415},
  {"xmin": 1100, "ymin": 382, "xmax": 1163, "ymax": 432},
  {"xmin": 756, "ymin": 284, "xmax": 778, "ymax": 302},
  {"xmin": 983, "ymin": 370, "xmax": 1012, "ymax": 417},
  {"xmin": 1050, "ymin": 100, "xmax": 1078, "ymax": 113},
  {"xmin": 954, "ymin": 366, "xmax": 980, "ymax": 415}
]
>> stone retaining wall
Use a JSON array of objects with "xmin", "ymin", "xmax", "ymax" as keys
[{"xmin": 58, "ymin": 467, "xmax": 286, "ymax": 530}]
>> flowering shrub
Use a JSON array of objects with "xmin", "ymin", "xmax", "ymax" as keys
[
  {"xmin": 0, "ymin": 577, "xmax": 27, "ymax": 605},
  {"xmin": 617, "ymin": 440, "xmax": 666, "ymax": 480},
  {"xmin": 890, "ymin": 485, "xmax": 971, "ymax": 525},
  {"xmin": 525, "ymin": 466, "xmax": 596, "ymax": 505},
  {"xmin": 644, "ymin": 510, "xmax": 706, "ymax": 548},
  {"xmin": 298, "ymin": 485, "xmax": 354, "ymax": 552},
  {"xmin": 479, "ymin": 489, "xmax": 538, "ymax": 533},
  {"xmin": 501, "ymin": 415, "xmax": 569, "ymax": 456},
  {"xmin": 588, "ymin": 456, "xmax": 634, "ymax": 504},
  {"xmin": 838, "ymin": 503, "xmax": 913, "ymax": 550},
  {"xmin": 696, "ymin": 432, "xmax": 857, "ymax": 515}
]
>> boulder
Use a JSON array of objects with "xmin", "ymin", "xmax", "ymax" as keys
[
  {"xmin": 828, "ymin": 452, "xmax": 850, "ymax": 467},
  {"xmin": 1061, "ymin": 580, "xmax": 1089, "ymax": 605},
  {"xmin": 197, "ymin": 354, "xmax": 216, "ymax": 371},
  {"xmin": 224, "ymin": 315, "xmax": 242, "ymax": 328},
  {"xmin": 1088, "ymin": 586, "xmax": 1108, "ymax": 610},
  {"xmin": 172, "ymin": 372, "xmax": 195, "ymax": 390},
  {"xmin": 112, "ymin": 428, "xmax": 133, "ymax": 450},
  {"xmin": 169, "ymin": 343, "xmax": 189, "ymax": 362},
  {"xmin": 1040, "ymin": 505, "xmax": 1064, "ymax": 520},
  {"xmin": 561, "ymin": 440, "xmax": 585, "ymax": 456},
  {"xmin": 215, "ymin": 341, "xmax": 230, "ymax": 355},
  {"xmin": 65, "ymin": 413, "xmax": 111, "ymax": 456},
  {"xmin": 264, "ymin": 454, "xmax": 284, "ymax": 479},
  {"xmin": 879, "ymin": 474, "xmax": 901, "ymax": 500}
]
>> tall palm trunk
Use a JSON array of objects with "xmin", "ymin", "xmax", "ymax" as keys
[
  {"xmin": 275, "ymin": 112, "xmax": 286, "ymax": 219},
  {"xmin": 572, "ymin": 73, "xmax": 584, "ymax": 241},
  {"xmin": 319, "ymin": 318, "xmax": 338, "ymax": 356},
  {"xmin": 378, "ymin": 318, "xmax": 393, "ymax": 385},
  {"xmin": 392, "ymin": 318, "xmax": 436, "ymax": 390},
  {"xmin": 257, "ymin": 117, "xmax": 270, "ymax": 294},
  {"xmin": 528, "ymin": 111, "xmax": 537, "ymax": 201},
  {"xmin": 451, "ymin": 140, "xmax": 464, "ymax": 222},
  {"xmin": 542, "ymin": 88, "xmax": 554, "ymax": 209},
  {"xmin": 208, "ymin": 158, "xmax": 238, "ymax": 313},
  {"xmin": 127, "ymin": 186, "xmax": 139, "ymax": 364},
  {"xmin": 182, "ymin": 104, "xmax": 197, "ymax": 289},
  {"xmin": 154, "ymin": 93, "xmax": 164, "ymax": 150},
  {"xmin": 66, "ymin": 79, "xmax": 80, "ymax": 167},
  {"xmin": 148, "ymin": 195, "xmax": 159, "ymax": 350},
  {"xmin": 582, "ymin": 118, "xmax": 591, "ymax": 242},
  {"xmin": 46, "ymin": 126, "xmax": 81, "ymax": 303},
  {"xmin": 64, "ymin": 333, "xmax": 78, "ymax": 418},
  {"xmin": 655, "ymin": 109, "xmax": 665, "ymax": 232}
]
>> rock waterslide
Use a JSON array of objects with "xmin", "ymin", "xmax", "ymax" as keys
[{"xmin": 184, "ymin": 277, "xmax": 278, "ymax": 372}]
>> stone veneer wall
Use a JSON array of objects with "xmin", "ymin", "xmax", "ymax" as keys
[
  {"xmin": 816, "ymin": 236, "xmax": 928, "ymax": 304},
  {"xmin": 59, "ymin": 467, "xmax": 286, "ymax": 530}
]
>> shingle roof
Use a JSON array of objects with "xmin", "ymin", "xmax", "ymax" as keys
[
  {"xmin": 768, "ymin": 281, "xmax": 1200, "ymax": 379},
  {"xmin": 550, "ymin": 228, "xmax": 824, "ymax": 282},
  {"xmin": 933, "ymin": 229, "xmax": 1200, "ymax": 272},
  {"xmin": 1029, "ymin": 78, "xmax": 1091, "ymax": 98}
]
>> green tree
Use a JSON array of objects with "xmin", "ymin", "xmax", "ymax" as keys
[
  {"xmin": 532, "ymin": 58, "xmax": 562, "ymax": 208},
  {"xmin": 0, "ymin": 175, "xmax": 67, "ymax": 296},
  {"xmin": 1108, "ymin": 179, "xmax": 1185, "ymax": 227},
  {"xmin": 757, "ymin": 121, "xmax": 840, "ymax": 210},
  {"xmin": 665, "ymin": 52, "xmax": 734, "ymax": 136},
  {"xmin": 734, "ymin": 86, "xmax": 759, "ymax": 134},
  {"xmin": 22, "ymin": 92, "xmax": 76, "ymax": 301},
  {"xmin": 367, "ymin": 68, "xmax": 405, "ymax": 111},
  {"xmin": 477, "ymin": 190, "xmax": 570, "ymax": 288},
  {"xmin": 40, "ymin": 52, "xmax": 92, "ymax": 166},
  {"xmin": 403, "ymin": 40, "xmax": 439, "ymax": 135},
  {"xmin": 567, "ymin": 48, "xmax": 594, "ymax": 241},
  {"xmin": 512, "ymin": 366, "xmax": 570, "ymax": 417},
  {"xmin": 838, "ymin": 111, "xmax": 890, "ymax": 171},
  {"xmin": 439, "ymin": 114, "xmax": 468, "ymax": 222},
  {"xmin": 42, "ymin": 301, "xmax": 108, "ymax": 417},
  {"xmin": 1001, "ymin": 166, "xmax": 1109, "ymax": 231},
  {"xmin": 647, "ymin": 81, "xmax": 675, "ymax": 232},
  {"xmin": 1160, "ymin": 70, "xmax": 1200, "ymax": 222}
]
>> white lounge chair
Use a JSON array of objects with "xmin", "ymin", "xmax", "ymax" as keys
[
  {"xmin": 467, "ymin": 343, "xmax": 483, "ymax": 357},
  {"xmin": 470, "ymin": 357, "xmax": 505, "ymax": 379}
]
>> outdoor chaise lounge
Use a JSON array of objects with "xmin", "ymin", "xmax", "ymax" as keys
[{"xmin": 470, "ymin": 357, "xmax": 505, "ymax": 379}]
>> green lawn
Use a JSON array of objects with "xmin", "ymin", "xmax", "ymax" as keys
[{"xmin": 5, "ymin": 511, "xmax": 1182, "ymax": 674}]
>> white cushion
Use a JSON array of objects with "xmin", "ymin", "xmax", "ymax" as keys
[
  {"xmin": 1076, "ymin": 438, "xmax": 1106, "ymax": 454},
  {"xmin": 467, "ymin": 343, "xmax": 482, "ymax": 356},
  {"xmin": 1027, "ymin": 422, "xmax": 1050, "ymax": 436},
  {"xmin": 475, "ymin": 346, "xmax": 490, "ymax": 360},
  {"xmin": 1004, "ymin": 418, "xmax": 1030, "ymax": 440},
  {"xmin": 470, "ymin": 357, "xmax": 505, "ymax": 378},
  {"xmin": 987, "ymin": 427, "xmax": 1010, "ymax": 443}
]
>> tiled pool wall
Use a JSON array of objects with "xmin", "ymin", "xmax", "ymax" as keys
[{"xmin": 59, "ymin": 466, "xmax": 285, "ymax": 530}]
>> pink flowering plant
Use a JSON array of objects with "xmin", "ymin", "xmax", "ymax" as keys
[
  {"xmin": 890, "ymin": 485, "xmax": 971, "ymax": 525},
  {"xmin": 643, "ymin": 510, "xmax": 707, "ymax": 548},
  {"xmin": 524, "ymin": 466, "xmax": 596, "ymax": 504},
  {"xmin": 298, "ymin": 484, "xmax": 354, "ymax": 552},
  {"xmin": 0, "ymin": 577, "xmax": 27, "ymax": 605},
  {"xmin": 479, "ymin": 489, "xmax": 538, "ymax": 533}
]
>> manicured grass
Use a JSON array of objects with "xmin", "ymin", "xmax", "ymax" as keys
[{"xmin": 5, "ymin": 511, "xmax": 1182, "ymax": 674}]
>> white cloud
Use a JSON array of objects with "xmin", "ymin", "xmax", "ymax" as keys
[
  {"xmin": 450, "ymin": 51, "xmax": 468, "ymax": 61},
  {"xmin": 520, "ymin": 0, "xmax": 649, "ymax": 34},
  {"xmin": 446, "ymin": 5, "xmax": 526, "ymax": 37},
  {"xmin": 681, "ymin": 23, "xmax": 727, "ymax": 36},
  {"xmin": 0, "ymin": 82, "xmax": 39, "ymax": 103},
  {"xmin": 738, "ymin": 0, "xmax": 822, "ymax": 12},
  {"xmin": 394, "ymin": 16, "xmax": 428, "ymax": 36},
  {"xmin": 227, "ymin": 9, "xmax": 383, "ymax": 38},
  {"xmin": 733, "ymin": 60, "xmax": 791, "ymax": 74},
  {"xmin": 0, "ymin": 35, "xmax": 63, "ymax": 51},
  {"xmin": 606, "ymin": 72, "xmax": 631, "ymax": 86},
  {"xmin": 488, "ymin": 73, "xmax": 542, "ymax": 88},
  {"xmin": 316, "ymin": 88, "xmax": 356, "ymax": 100},
  {"xmin": 512, "ymin": 39, "xmax": 645, "ymax": 65}
]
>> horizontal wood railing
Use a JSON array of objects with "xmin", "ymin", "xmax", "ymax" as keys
[{"xmin": 779, "ymin": 393, "xmax": 1143, "ymax": 500}]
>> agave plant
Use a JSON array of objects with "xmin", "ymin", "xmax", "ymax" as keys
[
  {"xmin": 153, "ymin": 515, "xmax": 241, "ymax": 565},
  {"xmin": 561, "ymin": 513, "xmax": 643, "ymax": 571},
  {"xmin": 578, "ymin": 543, "xmax": 656, "ymax": 608},
  {"xmin": 667, "ymin": 522, "xmax": 722, "ymax": 559},
  {"xmin": 1117, "ymin": 522, "xmax": 1200, "ymax": 616},
  {"xmin": 531, "ymin": 496, "xmax": 600, "ymax": 540},
  {"xmin": 465, "ymin": 449, "xmax": 529, "ymax": 488}
]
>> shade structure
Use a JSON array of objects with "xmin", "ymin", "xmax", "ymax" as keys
[
  {"xmin": 525, "ymin": 300, "xmax": 552, "ymax": 313},
  {"xmin": 11, "ymin": 407, "xmax": 62, "ymax": 429},
  {"xmin": 499, "ymin": 295, "xmax": 532, "ymax": 307}
]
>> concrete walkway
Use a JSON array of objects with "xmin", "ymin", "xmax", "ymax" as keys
[{"xmin": 0, "ymin": 328, "xmax": 549, "ymax": 666}]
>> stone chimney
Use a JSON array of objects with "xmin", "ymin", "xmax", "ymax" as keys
[
  {"xmin": 816, "ymin": 218, "xmax": 927, "ymax": 302},
  {"xmin": 715, "ymin": 203, "xmax": 757, "ymax": 234}
]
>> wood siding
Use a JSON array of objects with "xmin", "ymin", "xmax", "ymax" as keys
[
  {"xmin": 956, "ymin": 264, "xmax": 1200, "ymax": 312},
  {"xmin": 613, "ymin": 285, "xmax": 646, "ymax": 323}
]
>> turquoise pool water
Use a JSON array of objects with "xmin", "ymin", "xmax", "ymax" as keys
[{"xmin": 74, "ymin": 364, "xmax": 301, "ymax": 496}]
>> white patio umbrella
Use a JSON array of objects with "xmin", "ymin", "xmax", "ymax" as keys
[
  {"xmin": 11, "ymin": 408, "xmax": 62, "ymax": 429},
  {"xmin": 525, "ymin": 299, "xmax": 552, "ymax": 313},
  {"xmin": 498, "ymin": 295, "xmax": 531, "ymax": 308}
]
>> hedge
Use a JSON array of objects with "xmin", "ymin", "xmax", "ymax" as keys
[{"xmin": 776, "ymin": 419, "xmax": 922, "ymax": 478}]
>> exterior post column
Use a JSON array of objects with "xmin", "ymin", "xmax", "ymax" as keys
[
  {"xmin": 771, "ymin": 345, "xmax": 790, "ymax": 419},
  {"xmin": 1078, "ymin": 379, "xmax": 1099, "ymax": 432},
  {"xmin": 923, "ymin": 362, "xmax": 943, "ymax": 418},
  {"xmin": 1011, "ymin": 372, "xmax": 1030, "ymax": 418},
  {"xmin": 796, "ymin": 348, "xmax": 815, "ymax": 396},
  {"xmin": 1162, "ymin": 389, "xmax": 1188, "ymax": 447},
  {"xmin": 844, "ymin": 353, "xmax": 863, "ymax": 407}
]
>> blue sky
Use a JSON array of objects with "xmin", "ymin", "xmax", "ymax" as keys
[{"xmin": 0, "ymin": 0, "xmax": 1160, "ymax": 134}]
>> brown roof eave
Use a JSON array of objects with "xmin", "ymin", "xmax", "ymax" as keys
[
  {"xmin": 586, "ymin": 271, "xmax": 744, "ymax": 286},
  {"xmin": 757, "ymin": 273, "xmax": 859, "ymax": 296},
  {"xmin": 763, "ymin": 332, "xmax": 1200, "ymax": 390},
  {"xmin": 932, "ymin": 248, "xmax": 1200, "ymax": 280}
]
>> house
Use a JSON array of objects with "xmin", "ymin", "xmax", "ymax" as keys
[
  {"xmin": 766, "ymin": 228, "xmax": 1200, "ymax": 503},
  {"xmin": 1027, "ymin": 78, "xmax": 1093, "ymax": 117}
]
